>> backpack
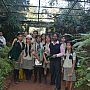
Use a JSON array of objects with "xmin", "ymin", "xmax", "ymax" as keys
[
  {"xmin": 70, "ymin": 53, "xmax": 79, "ymax": 70},
  {"xmin": 75, "ymin": 56, "xmax": 79, "ymax": 70},
  {"xmin": 8, "ymin": 41, "xmax": 25, "ymax": 61}
]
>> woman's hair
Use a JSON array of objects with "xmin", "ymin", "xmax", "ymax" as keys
[
  {"xmin": 41, "ymin": 34, "xmax": 46, "ymax": 42},
  {"xmin": 60, "ymin": 35, "xmax": 66, "ymax": 43},
  {"xmin": 36, "ymin": 35, "xmax": 41, "ymax": 42},
  {"xmin": 65, "ymin": 41, "xmax": 73, "ymax": 54},
  {"xmin": 25, "ymin": 36, "xmax": 32, "ymax": 57},
  {"xmin": 52, "ymin": 32, "xmax": 59, "ymax": 38},
  {"xmin": 17, "ymin": 32, "xmax": 22, "ymax": 36},
  {"xmin": 46, "ymin": 34, "xmax": 51, "ymax": 43},
  {"xmin": 66, "ymin": 41, "xmax": 73, "ymax": 46},
  {"xmin": 25, "ymin": 44, "xmax": 31, "ymax": 57}
]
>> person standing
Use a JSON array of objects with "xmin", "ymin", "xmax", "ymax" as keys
[
  {"xmin": 49, "ymin": 33, "xmax": 65, "ymax": 90},
  {"xmin": 23, "ymin": 31, "xmax": 28, "ymax": 44},
  {"xmin": 60, "ymin": 36, "xmax": 66, "ymax": 50},
  {"xmin": 43, "ymin": 35, "xmax": 51, "ymax": 83},
  {"xmin": 63, "ymin": 42, "xmax": 76, "ymax": 90},
  {"xmin": 0, "ymin": 31, "xmax": 6, "ymax": 47},
  {"xmin": 8, "ymin": 32, "xmax": 25, "ymax": 83},
  {"xmin": 31, "ymin": 30, "xmax": 38, "ymax": 52},
  {"xmin": 19, "ymin": 31, "xmax": 28, "ymax": 80},
  {"xmin": 33, "ymin": 35, "xmax": 43, "ymax": 83},
  {"xmin": 32, "ymin": 30, "xmax": 38, "ymax": 44},
  {"xmin": 60, "ymin": 36, "xmax": 66, "ymax": 70},
  {"xmin": 41, "ymin": 33, "xmax": 46, "ymax": 45},
  {"xmin": 22, "ymin": 35, "xmax": 34, "ymax": 81}
]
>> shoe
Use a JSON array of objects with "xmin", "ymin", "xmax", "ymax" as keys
[
  {"xmin": 54, "ymin": 87, "xmax": 60, "ymax": 90},
  {"xmin": 14, "ymin": 79, "xmax": 20, "ymax": 84},
  {"xmin": 50, "ymin": 82, "xmax": 55, "ymax": 85},
  {"xmin": 14, "ymin": 81, "xmax": 19, "ymax": 84},
  {"xmin": 34, "ymin": 78, "xmax": 37, "ymax": 83},
  {"xmin": 45, "ymin": 79, "xmax": 47, "ymax": 84},
  {"xmin": 65, "ymin": 87, "xmax": 68, "ymax": 90},
  {"xmin": 44, "ymin": 76, "xmax": 47, "ymax": 84}
]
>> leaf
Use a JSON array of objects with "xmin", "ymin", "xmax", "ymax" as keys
[
  {"xmin": 86, "ymin": 73, "xmax": 90, "ymax": 80},
  {"xmin": 87, "ymin": 83, "xmax": 90, "ymax": 87},
  {"xmin": 87, "ymin": 67, "xmax": 90, "ymax": 71}
]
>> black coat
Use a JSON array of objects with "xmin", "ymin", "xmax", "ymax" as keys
[{"xmin": 8, "ymin": 41, "xmax": 25, "ymax": 61}]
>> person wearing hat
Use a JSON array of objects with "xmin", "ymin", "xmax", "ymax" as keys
[{"xmin": 22, "ymin": 35, "xmax": 34, "ymax": 81}]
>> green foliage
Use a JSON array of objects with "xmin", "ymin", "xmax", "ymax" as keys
[
  {"xmin": 0, "ymin": 46, "xmax": 10, "ymax": 58},
  {"xmin": 73, "ymin": 34, "xmax": 90, "ymax": 90},
  {"xmin": 0, "ymin": 0, "xmax": 26, "ymax": 43},
  {"xmin": 0, "ymin": 46, "xmax": 13, "ymax": 90},
  {"xmin": 54, "ymin": 2, "xmax": 90, "ymax": 34}
]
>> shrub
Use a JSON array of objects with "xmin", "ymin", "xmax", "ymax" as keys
[
  {"xmin": 0, "ymin": 46, "xmax": 13, "ymax": 90},
  {"xmin": 73, "ymin": 34, "xmax": 90, "ymax": 90}
]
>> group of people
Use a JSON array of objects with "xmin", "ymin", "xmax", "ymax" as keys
[{"xmin": 8, "ymin": 30, "xmax": 76, "ymax": 90}]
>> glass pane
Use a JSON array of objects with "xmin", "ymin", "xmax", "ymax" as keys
[
  {"xmin": 40, "ymin": 0, "xmax": 68, "ymax": 8},
  {"xmin": 30, "ymin": 0, "xmax": 39, "ymax": 6},
  {"xmin": 85, "ymin": 3, "xmax": 90, "ymax": 10}
]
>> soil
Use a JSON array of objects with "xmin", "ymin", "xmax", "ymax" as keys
[{"xmin": 8, "ymin": 76, "xmax": 77, "ymax": 90}]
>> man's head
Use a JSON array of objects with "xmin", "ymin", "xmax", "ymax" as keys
[
  {"xmin": 52, "ymin": 33, "xmax": 59, "ymax": 42},
  {"xmin": 33, "ymin": 30, "xmax": 38, "ymax": 38},
  {"xmin": 17, "ymin": 32, "xmax": 23, "ymax": 41}
]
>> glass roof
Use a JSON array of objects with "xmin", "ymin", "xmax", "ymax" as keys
[{"xmin": 0, "ymin": 0, "xmax": 90, "ymax": 22}]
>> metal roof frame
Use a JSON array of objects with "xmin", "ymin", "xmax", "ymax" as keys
[{"xmin": 0, "ymin": 0, "xmax": 90, "ymax": 27}]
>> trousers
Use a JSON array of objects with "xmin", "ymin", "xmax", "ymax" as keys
[{"xmin": 50, "ymin": 58, "xmax": 61, "ymax": 90}]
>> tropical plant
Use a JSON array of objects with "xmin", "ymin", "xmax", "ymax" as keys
[
  {"xmin": 0, "ymin": 46, "xmax": 13, "ymax": 90},
  {"xmin": 73, "ymin": 33, "xmax": 90, "ymax": 90},
  {"xmin": 48, "ymin": 0, "xmax": 90, "ymax": 34},
  {"xmin": 0, "ymin": 0, "xmax": 26, "ymax": 43}
]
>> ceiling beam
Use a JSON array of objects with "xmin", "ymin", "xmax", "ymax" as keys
[
  {"xmin": 20, "ymin": 21, "xmax": 54, "ymax": 27},
  {"xmin": 1, "ymin": 0, "xmax": 9, "ymax": 13},
  {"xmin": 5, "ymin": 0, "xmax": 90, "ymax": 8},
  {"xmin": 67, "ymin": 0, "xmax": 78, "ymax": 15}
]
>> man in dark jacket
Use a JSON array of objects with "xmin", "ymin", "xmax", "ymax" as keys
[
  {"xmin": 9, "ymin": 32, "xmax": 25, "ymax": 83},
  {"xmin": 49, "ymin": 33, "xmax": 65, "ymax": 90}
]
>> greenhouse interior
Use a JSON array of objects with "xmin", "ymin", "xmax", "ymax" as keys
[{"xmin": 0, "ymin": 0, "xmax": 90, "ymax": 90}]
